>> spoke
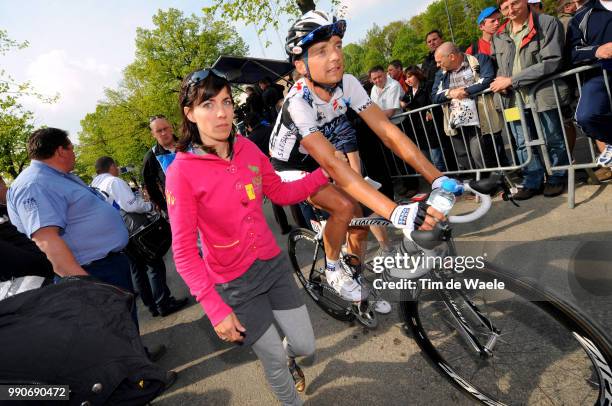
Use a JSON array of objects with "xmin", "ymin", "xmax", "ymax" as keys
[{"xmin": 445, "ymin": 352, "xmax": 474, "ymax": 364}]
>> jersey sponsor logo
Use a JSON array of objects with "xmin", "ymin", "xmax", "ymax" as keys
[
  {"xmin": 316, "ymin": 110, "xmax": 325, "ymax": 122},
  {"xmin": 355, "ymin": 99, "xmax": 373, "ymax": 113},
  {"xmin": 318, "ymin": 115, "xmax": 345, "ymax": 137},
  {"xmin": 302, "ymin": 87, "xmax": 314, "ymax": 107}
]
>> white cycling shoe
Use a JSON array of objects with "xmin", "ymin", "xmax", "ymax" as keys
[
  {"xmin": 325, "ymin": 269, "xmax": 363, "ymax": 302},
  {"xmin": 596, "ymin": 144, "xmax": 612, "ymax": 167},
  {"xmin": 373, "ymin": 299, "xmax": 392, "ymax": 314}
]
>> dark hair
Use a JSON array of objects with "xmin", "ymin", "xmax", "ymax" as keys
[
  {"xmin": 425, "ymin": 30, "xmax": 442, "ymax": 40},
  {"xmin": 404, "ymin": 65, "xmax": 427, "ymax": 83},
  {"xmin": 245, "ymin": 86, "xmax": 256, "ymax": 94},
  {"xmin": 27, "ymin": 128, "xmax": 71, "ymax": 160},
  {"xmin": 177, "ymin": 70, "xmax": 236, "ymax": 155},
  {"xmin": 258, "ymin": 77, "xmax": 272, "ymax": 85},
  {"xmin": 368, "ymin": 65, "xmax": 385, "ymax": 76},
  {"xmin": 389, "ymin": 60, "xmax": 403, "ymax": 69},
  {"xmin": 94, "ymin": 156, "xmax": 115, "ymax": 174}
]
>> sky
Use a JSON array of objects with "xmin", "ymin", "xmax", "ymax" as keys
[{"xmin": 0, "ymin": 0, "xmax": 435, "ymax": 141}]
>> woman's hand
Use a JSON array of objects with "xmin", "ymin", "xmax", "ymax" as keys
[
  {"xmin": 322, "ymin": 150, "xmax": 349, "ymax": 178},
  {"xmin": 334, "ymin": 150, "xmax": 348, "ymax": 163},
  {"xmin": 214, "ymin": 312, "xmax": 246, "ymax": 343}
]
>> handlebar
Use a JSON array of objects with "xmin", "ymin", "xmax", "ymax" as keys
[
  {"xmin": 447, "ymin": 182, "xmax": 492, "ymax": 224},
  {"xmin": 407, "ymin": 173, "xmax": 511, "ymax": 250}
]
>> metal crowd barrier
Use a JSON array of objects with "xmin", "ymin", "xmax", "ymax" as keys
[
  {"xmin": 386, "ymin": 90, "xmax": 532, "ymax": 180},
  {"xmin": 526, "ymin": 64, "xmax": 610, "ymax": 208},
  {"xmin": 385, "ymin": 64, "xmax": 608, "ymax": 208}
]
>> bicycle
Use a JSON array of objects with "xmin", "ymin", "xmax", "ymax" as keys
[{"xmin": 287, "ymin": 174, "xmax": 612, "ymax": 405}]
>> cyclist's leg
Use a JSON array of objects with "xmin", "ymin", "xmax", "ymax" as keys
[
  {"xmin": 342, "ymin": 149, "xmax": 391, "ymax": 256},
  {"xmin": 307, "ymin": 183, "xmax": 368, "ymax": 261}
]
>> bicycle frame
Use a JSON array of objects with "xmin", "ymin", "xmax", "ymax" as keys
[{"xmin": 305, "ymin": 200, "xmax": 503, "ymax": 358}]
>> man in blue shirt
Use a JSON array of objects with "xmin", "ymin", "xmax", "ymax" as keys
[
  {"xmin": 7, "ymin": 128, "xmax": 132, "ymax": 292},
  {"xmin": 7, "ymin": 128, "xmax": 177, "ymax": 370}
]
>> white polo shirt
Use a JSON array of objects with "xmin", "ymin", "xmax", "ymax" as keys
[{"xmin": 370, "ymin": 76, "xmax": 405, "ymax": 125}]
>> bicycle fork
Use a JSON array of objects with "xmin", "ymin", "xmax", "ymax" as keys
[{"xmin": 438, "ymin": 283, "xmax": 501, "ymax": 358}]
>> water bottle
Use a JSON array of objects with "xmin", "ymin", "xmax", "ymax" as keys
[{"xmin": 426, "ymin": 179, "xmax": 457, "ymax": 215}]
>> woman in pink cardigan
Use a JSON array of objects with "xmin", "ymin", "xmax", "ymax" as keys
[{"xmin": 165, "ymin": 69, "xmax": 329, "ymax": 406}]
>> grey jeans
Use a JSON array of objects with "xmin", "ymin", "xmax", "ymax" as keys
[{"xmin": 251, "ymin": 305, "xmax": 315, "ymax": 406}]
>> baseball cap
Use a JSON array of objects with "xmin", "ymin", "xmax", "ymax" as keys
[{"xmin": 477, "ymin": 6, "xmax": 499, "ymax": 25}]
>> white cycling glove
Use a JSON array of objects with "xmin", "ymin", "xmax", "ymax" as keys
[{"xmin": 390, "ymin": 202, "xmax": 426, "ymax": 230}]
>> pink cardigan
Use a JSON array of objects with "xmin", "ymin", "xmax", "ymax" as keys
[{"xmin": 166, "ymin": 136, "xmax": 328, "ymax": 326}]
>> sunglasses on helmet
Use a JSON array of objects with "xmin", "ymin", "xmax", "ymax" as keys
[{"xmin": 297, "ymin": 20, "xmax": 347, "ymax": 51}]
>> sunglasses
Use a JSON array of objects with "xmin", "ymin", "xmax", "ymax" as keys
[
  {"xmin": 185, "ymin": 68, "xmax": 228, "ymax": 89},
  {"xmin": 182, "ymin": 68, "xmax": 230, "ymax": 104},
  {"xmin": 149, "ymin": 114, "xmax": 167, "ymax": 123},
  {"xmin": 297, "ymin": 20, "xmax": 347, "ymax": 50}
]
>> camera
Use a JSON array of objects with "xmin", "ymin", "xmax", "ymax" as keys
[{"xmin": 119, "ymin": 165, "xmax": 135, "ymax": 174}]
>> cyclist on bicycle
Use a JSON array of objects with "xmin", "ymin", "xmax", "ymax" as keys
[{"xmin": 270, "ymin": 10, "xmax": 462, "ymax": 307}]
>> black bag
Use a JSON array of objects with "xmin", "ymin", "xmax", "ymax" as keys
[
  {"xmin": 121, "ymin": 211, "xmax": 172, "ymax": 264},
  {"xmin": 0, "ymin": 277, "xmax": 168, "ymax": 405}
]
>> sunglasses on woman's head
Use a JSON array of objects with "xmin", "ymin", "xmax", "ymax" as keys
[
  {"xmin": 186, "ymin": 69, "xmax": 228, "ymax": 89},
  {"xmin": 182, "ymin": 69, "xmax": 230, "ymax": 104}
]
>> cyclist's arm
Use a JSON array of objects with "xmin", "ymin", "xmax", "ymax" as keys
[
  {"xmin": 358, "ymin": 103, "xmax": 443, "ymax": 183},
  {"xmin": 300, "ymin": 132, "xmax": 397, "ymax": 219}
]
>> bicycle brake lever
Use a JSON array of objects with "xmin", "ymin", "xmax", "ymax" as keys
[
  {"xmin": 499, "ymin": 174, "xmax": 520, "ymax": 207},
  {"xmin": 501, "ymin": 191, "xmax": 520, "ymax": 207}
]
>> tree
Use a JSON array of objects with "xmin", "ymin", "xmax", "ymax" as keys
[
  {"xmin": 0, "ymin": 96, "xmax": 34, "ymax": 179},
  {"xmin": 203, "ymin": 0, "xmax": 335, "ymax": 41},
  {"xmin": 343, "ymin": 43, "xmax": 366, "ymax": 77},
  {"xmin": 76, "ymin": 9, "xmax": 248, "ymax": 180},
  {"xmin": 0, "ymin": 30, "xmax": 57, "ymax": 179}
]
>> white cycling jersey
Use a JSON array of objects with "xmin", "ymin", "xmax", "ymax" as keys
[{"xmin": 269, "ymin": 73, "xmax": 372, "ymax": 172}]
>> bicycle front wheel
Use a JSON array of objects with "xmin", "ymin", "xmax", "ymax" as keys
[
  {"xmin": 287, "ymin": 228, "xmax": 354, "ymax": 322},
  {"xmin": 403, "ymin": 266, "xmax": 612, "ymax": 405}
]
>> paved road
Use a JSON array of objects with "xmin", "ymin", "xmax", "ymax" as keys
[{"xmin": 142, "ymin": 181, "xmax": 612, "ymax": 405}]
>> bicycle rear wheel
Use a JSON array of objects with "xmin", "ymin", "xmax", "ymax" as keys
[
  {"xmin": 402, "ymin": 266, "xmax": 612, "ymax": 405},
  {"xmin": 287, "ymin": 228, "xmax": 354, "ymax": 322}
]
